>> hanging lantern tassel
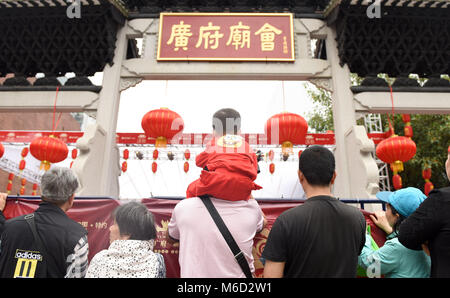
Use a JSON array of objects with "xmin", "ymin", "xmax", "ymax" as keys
[
  {"xmin": 121, "ymin": 161, "xmax": 128, "ymax": 173},
  {"xmin": 422, "ymin": 167, "xmax": 434, "ymax": 196},
  {"xmin": 402, "ymin": 114, "xmax": 413, "ymax": 138},
  {"xmin": 6, "ymin": 173, "xmax": 14, "ymax": 194},
  {"xmin": 281, "ymin": 141, "xmax": 293, "ymax": 156}
]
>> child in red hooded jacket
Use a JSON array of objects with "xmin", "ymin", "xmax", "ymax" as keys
[{"xmin": 186, "ymin": 109, "xmax": 262, "ymax": 201}]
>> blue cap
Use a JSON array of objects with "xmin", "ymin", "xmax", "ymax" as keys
[{"xmin": 376, "ymin": 187, "xmax": 427, "ymax": 217}]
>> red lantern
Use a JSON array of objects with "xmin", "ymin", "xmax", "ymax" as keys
[
  {"xmin": 153, "ymin": 149, "xmax": 159, "ymax": 160},
  {"xmin": 392, "ymin": 174, "xmax": 402, "ymax": 190},
  {"xmin": 30, "ymin": 135, "xmax": 68, "ymax": 171},
  {"xmin": 184, "ymin": 149, "xmax": 191, "ymax": 160},
  {"xmin": 424, "ymin": 182, "xmax": 434, "ymax": 196},
  {"xmin": 376, "ymin": 135, "xmax": 416, "ymax": 173},
  {"xmin": 422, "ymin": 168, "xmax": 431, "ymax": 180},
  {"xmin": 184, "ymin": 161, "xmax": 189, "ymax": 173},
  {"xmin": 32, "ymin": 183, "xmax": 38, "ymax": 196},
  {"xmin": 0, "ymin": 143, "xmax": 4, "ymax": 158},
  {"xmin": 265, "ymin": 112, "xmax": 308, "ymax": 154},
  {"xmin": 141, "ymin": 108, "xmax": 184, "ymax": 147},
  {"xmin": 152, "ymin": 161, "xmax": 158, "ymax": 173},
  {"xmin": 121, "ymin": 161, "xmax": 128, "ymax": 173},
  {"xmin": 6, "ymin": 172, "xmax": 14, "ymax": 194},
  {"xmin": 269, "ymin": 163, "xmax": 275, "ymax": 174},
  {"xmin": 422, "ymin": 167, "xmax": 434, "ymax": 195},
  {"xmin": 18, "ymin": 147, "xmax": 29, "ymax": 171},
  {"xmin": 20, "ymin": 178, "xmax": 26, "ymax": 196},
  {"xmin": 268, "ymin": 150, "xmax": 275, "ymax": 161},
  {"xmin": 402, "ymin": 114, "xmax": 413, "ymax": 138},
  {"xmin": 123, "ymin": 149, "xmax": 129, "ymax": 160},
  {"xmin": 376, "ymin": 135, "xmax": 416, "ymax": 190},
  {"xmin": 21, "ymin": 147, "xmax": 29, "ymax": 158},
  {"xmin": 71, "ymin": 148, "xmax": 78, "ymax": 159}
]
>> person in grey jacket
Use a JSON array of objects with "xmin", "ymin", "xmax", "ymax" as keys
[{"xmin": 0, "ymin": 167, "xmax": 88, "ymax": 278}]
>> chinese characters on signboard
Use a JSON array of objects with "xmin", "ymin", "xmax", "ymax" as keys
[{"xmin": 157, "ymin": 13, "xmax": 295, "ymax": 61}]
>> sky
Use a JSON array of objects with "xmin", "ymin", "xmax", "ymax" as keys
[{"xmin": 115, "ymin": 79, "xmax": 316, "ymax": 134}]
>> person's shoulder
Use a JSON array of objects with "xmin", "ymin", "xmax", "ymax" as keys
[
  {"xmin": 174, "ymin": 197, "xmax": 203, "ymax": 210},
  {"xmin": 428, "ymin": 186, "xmax": 450, "ymax": 202},
  {"xmin": 335, "ymin": 199, "xmax": 364, "ymax": 216},
  {"xmin": 276, "ymin": 203, "xmax": 307, "ymax": 221},
  {"xmin": 3, "ymin": 214, "xmax": 27, "ymax": 230},
  {"xmin": 90, "ymin": 248, "xmax": 109, "ymax": 263},
  {"xmin": 59, "ymin": 216, "xmax": 87, "ymax": 239}
]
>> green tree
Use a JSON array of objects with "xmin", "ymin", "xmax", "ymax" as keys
[
  {"xmin": 305, "ymin": 77, "xmax": 450, "ymax": 190},
  {"xmin": 391, "ymin": 114, "xmax": 450, "ymax": 189},
  {"xmin": 305, "ymin": 84, "xmax": 333, "ymax": 133}
]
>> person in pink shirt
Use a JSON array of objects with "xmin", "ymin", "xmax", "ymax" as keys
[
  {"xmin": 167, "ymin": 108, "xmax": 265, "ymax": 278},
  {"xmin": 168, "ymin": 197, "xmax": 264, "ymax": 278}
]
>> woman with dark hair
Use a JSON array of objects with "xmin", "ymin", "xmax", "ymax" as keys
[
  {"xmin": 358, "ymin": 187, "xmax": 431, "ymax": 278},
  {"xmin": 86, "ymin": 202, "xmax": 165, "ymax": 278}
]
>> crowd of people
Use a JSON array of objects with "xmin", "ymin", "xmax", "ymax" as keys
[{"xmin": 0, "ymin": 108, "xmax": 448, "ymax": 278}]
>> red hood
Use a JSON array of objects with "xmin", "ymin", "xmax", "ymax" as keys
[{"xmin": 186, "ymin": 136, "xmax": 262, "ymax": 201}]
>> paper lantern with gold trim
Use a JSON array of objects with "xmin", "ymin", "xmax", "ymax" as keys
[
  {"xmin": 30, "ymin": 135, "xmax": 68, "ymax": 171},
  {"xmin": 141, "ymin": 108, "xmax": 184, "ymax": 147},
  {"xmin": 265, "ymin": 112, "xmax": 308, "ymax": 155},
  {"xmin": 0, "ymin": 143, "xmax": 4, "ymax": 158},
  {"xmin": 376, "ymin": 135, "xmax": 416, "ymax": 189},
  {"xmin": 422, "ymin": 168, "xmax": 434, "ymax": 196}
]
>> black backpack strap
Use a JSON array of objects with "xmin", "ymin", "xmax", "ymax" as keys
[
  {"xmin": 199, "ymin": 196, "xmax": 253, "ymax": 278},
  {"xmin": 24, "ymin": 213, "xmax": 47, "ymax": 277}
]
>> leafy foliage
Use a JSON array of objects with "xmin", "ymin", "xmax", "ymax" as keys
[{"xmin": 304, "ymin": 76, "xmax": 450, "ymax": 190}]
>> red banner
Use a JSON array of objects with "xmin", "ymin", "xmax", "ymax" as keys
[
  {"xmin": 4, "ymin": 198, "xmax": 385, "ymax": 278},
  {"xmin": 0, "ymin": 131, "xmax": 388, "ymax": 145},
  {"xmin": 157, "ymin": 13, "xmax": 295, "ymax": 62},
  {"xmin": 3, "ymin": 198, "xmax": 119, "ymax": 261}
]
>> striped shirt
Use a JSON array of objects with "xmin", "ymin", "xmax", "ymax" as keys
[{"xmin": 65, "ymin": 235, "xmax": 89, "ymax": 278}]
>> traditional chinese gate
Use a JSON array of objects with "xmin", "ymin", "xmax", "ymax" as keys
[{"xmin": 0, "ymin": 0, "xmax": 449, "ymax": 199}]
